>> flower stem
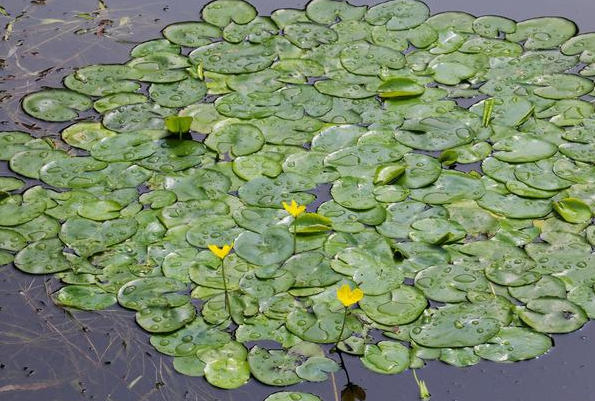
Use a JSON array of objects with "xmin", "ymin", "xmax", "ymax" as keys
[
  {"xmin": 293, "ymin": 219, "xmax": 297, "ymax": 253},
  {"xmin": 220, "ymin": 259, "xmax": 231, "ymax": 318},
  {"xmin": 334, "ymin": 307, "xmax": 348, "ymax": 351}
]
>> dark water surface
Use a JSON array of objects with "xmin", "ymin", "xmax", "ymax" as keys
[{"xmin": 1, "ymin": 0, "xmax": 595, "ymax": 400}]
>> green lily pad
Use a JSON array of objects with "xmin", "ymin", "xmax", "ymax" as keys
[
  {"xmin": 378, "ymin": 77, "xmax": 425, "ymax": 98},
  {"xmin": 127, "ymin": 53, "xmax": 190, "ymax": 83},
  {"xmin": 567, "ymin": 285, "xmax": 595, "ymax": 319},
  {"xmin": 14, "ymin": 238, "xmax": 71, "ymax": 274},
  {"xmin": 359, "ymin": 285, "xmax": 427, "ymax": 326},
  {"xmin": 9, "ymin": 149, "xmax": 69, "ymax": 179},
  {"xmin": 205, "ymin": 123, "xmax": 264, "ymax": 157},
  {"xmin": 235, "ymin": 226, "xmax": 293, "ymax": 266},
  {"xmin": 90, "ymin": 133, "xmax": 156, "ymax": 162},
  {"xmin": 478, "ymin": 191, "xmax": 552, "ymax": 219},
  {"xmin": 0, "ymin": 195, "xmax": 46, "ymax": 226},
  {"xmin": 0, "ymin": 177, "xmax": 24, "ymax": 193},
  {"xmin": 265, "ymin": 393, "xmax": 321, "ymax": 401},
  {"xmin": 506, "ymin": 17, "xmax": 576, "ymax": 50},
  {"xmin": 238, "ymin": 173, "xmax": 315, "ymax": 208},
  {"xmin": 61, "ymin": 122, "xmax": 117, "ymax": 150},
  {"xmin": 439, "ymin": 347, "xmax": 480, "ymax": 367},
  {"xmin": 474, "ymin": 327, "xmax": 552, "ymax": 362},
  {"xmin": 64, "ymin": 65, "xmax": 142, "ymax": 96},
  {"xmin": 103, "ymin": 103, "xmax": 173, "ymax": 133},
  {"xmin": 530, "ymin": 74, "xmax": 594, "ymax": 99},
  {"xmin": 39, "ymin": 157, "xmax": 108, "ymax": 188},
  {"xmin": 117, "ymin": 277, "xmax": 188, "ymax": 310},
  {"xmin": 190, "ymin": 42, "xmax": 275, "ymax": 74},
  {"xmin": 410, "ymin": 303, "xmax": 501, "ymax": 348},
  {"xmin": 396, "ymin": 117, "xmax": 477, "ymax": 151},
  {"xmin": 360, "ymin": 341, "xmax": 410, "ymax": 374},
  {"xmin": 485, "ymin": 258, "xmax": 541, "ymax": 287},
  {"xmin": 163, "ymin": 22, "xmax": 221, "ymax": 47},
  {"xmin": 53, "ymin": 285, "xmax": 117, "ymax": 311},
  {"xmin": 223, "ymin": 16, "xmax": 278, "ymax": 44},
  {"xmin": 284, "ymin": 23, "xmax": 338, "ymax": 49},
  {"xmin": 340, "ymin": 42, "xmax": 405, "ymax": 76},
  {"xmin": 77, "ymin": 200, "xmax": 122, "ymax": 221},
  {"xmin": 318, "ymin": 201, "xmax": 386, "ymax": 233},
  {"xmin": 136, "ymin": 302, "xmax": 196, "ymax": 333},
  {"xmin": 173, "ymin": 355, "xmax": 206, "ymax": 377},
  {"xmin": 553, "ymin": 197, "xmax": 592, "ymax": 223},
  {"xmin": 415, "ymin": 263, "xmax": 491, "ymax": 303},
  {"xmin": 493, "ymin": 135, "xmax": 557, "ymax": 162},
  {"xmin": 472, "ymin": 16, "xmax": 516, "ymax": 38},
  {"xmin": 137, "ymin": 139, "xmax": 207, "ymax": 172},
  {"xmin": 306, "ymin": 0, "xmax": 366, "ymax": 24},
  {"xmin": 410, "ymin": 170, "xmax": 485, "ymax": 205},
  {"xmin": 94, "ymin": 93, "xmax": 148, "ymax": 114},
  {"xmin": 59, "ymin": 216, "xmax": 138, "ymax": 257},
  {"xmin": 331, "ymin": 176, "xmax": 378, "ymax": 210},
  {"xmin": 149, "ymin": 78, "xmax": 207, "ymax": 107},
  {"xmin": 150, "ymin": 317, "xmax": 230, "ymax": 356},
  {"xmin": 201, "ymin": 0, "xmax": 256, "ymax": 26},
  {"xmin": 377, "ymin": 200, "xmax": 447, "ymax": 238},
  {"xmin": 409, "ymin": 217, "xmax": 466, "ymax": 244},
  {"xmin": 131, "ymin": 39, "xmax": 181, "ymax": 58},
  {"xmin": 248, "ymin": 345, "xmax": 305, "ymax": 386},
  {"xmin": 22, "ymin": 89, "xmax": 92, "ymax": 122},
  {"xmin": 517, "ymin": 297, "xmax": 588, "ymax": 333},
  {"xmin": 365, "ymin": 0, "xmax": 429, "ymax": 30}
]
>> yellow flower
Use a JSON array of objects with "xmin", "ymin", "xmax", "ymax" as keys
[
  {"xmin": 282, "ymin": 200, "xmax": 306, "ymax": 218},
  {"xmin": 208, "ymin": 243, "xmax": 233, "ymax": 259},
  {"xmin": 337, "ymin": 284, "xmax": 363, "ymax": 307}
]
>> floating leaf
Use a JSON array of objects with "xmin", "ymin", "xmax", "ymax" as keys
[
  {"xmin": 553, "ymin": 197, "xmax": 592, "ymax": 223},
  {"xmin": 22, "ymin": 89, "xmax": 92, "ymax": 122},
  {"xmin": 53, "ymin": 285, "xmax": 116, "ymax": 311},
  {"xmin": 235, "ymin": 226, "xmax": 293, "ymax": 266}
]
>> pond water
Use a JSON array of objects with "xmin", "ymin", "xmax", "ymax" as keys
[{"xmin": 1, "ymin": 0, "xmax": 595, "ymax": 400}]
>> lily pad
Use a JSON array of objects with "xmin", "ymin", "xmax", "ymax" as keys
[
  {"xmin": 235, "ymin": 226, "xmax": 294, "ymax": 266},
  {"xmin": 365, "ymin": 0, "xmax": 429, "ymax": 30},
  {"xmin": 22, "ymin": 89, "xmax": 92, "ymax": 122},
  {"xmin": 517, "ymin": 297, "xmax": 588, "ymax": 333},
  {"xmin": 410, "ymin": 303, "xmax": 501, "ymax": 348},
  {"xmin": 359, "ymin": 285, "xmax": 427, "ymax": 326},
  {"xmin": 474, "ymin": 327, "xmax": 552, "ymax": 362},
  {"xmin": 360, "ymin": 341, "xmax": 410, "ymax": 374},
  {"xmin": 53, "ymin": 285, "xmax": 117, "ymax": 311},
  {"xmin": 163, "ymin": 22, "xmax": 221, "ymax": 47}
]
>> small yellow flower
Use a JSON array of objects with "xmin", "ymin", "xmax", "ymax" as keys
[
  {"xmin": 282, "ymin": 200, "xmax": 306, "ymax": 218},
  {"xmin": 337, "ymin": 284, "xmax": 363, "ymax": 307},
  {"xmin": 208, "ymin": 243, "xmax": 233, "ymax": 259}
]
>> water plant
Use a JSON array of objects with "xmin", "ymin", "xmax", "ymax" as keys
[
  {"xmin": 1, "ymin": 0, "xmax": 595, "ymax": 399},
  {"xmin": 208, "ymin": 243, "xmax": 234, "ymax": 316}
]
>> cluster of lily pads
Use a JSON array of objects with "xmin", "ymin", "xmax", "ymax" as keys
[{"xmin": 3, "ymin": 0, "xmax": 595, "ymax": 397}]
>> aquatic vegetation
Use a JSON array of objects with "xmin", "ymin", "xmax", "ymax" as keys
[{"xmin": 2, "ymin": 0, "xmax": 595, "ymax": 398}]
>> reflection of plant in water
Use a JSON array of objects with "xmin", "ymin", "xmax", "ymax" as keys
[{"xmin": 207, "ymin": 243, "xmax": 234, "ymax": 317}]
